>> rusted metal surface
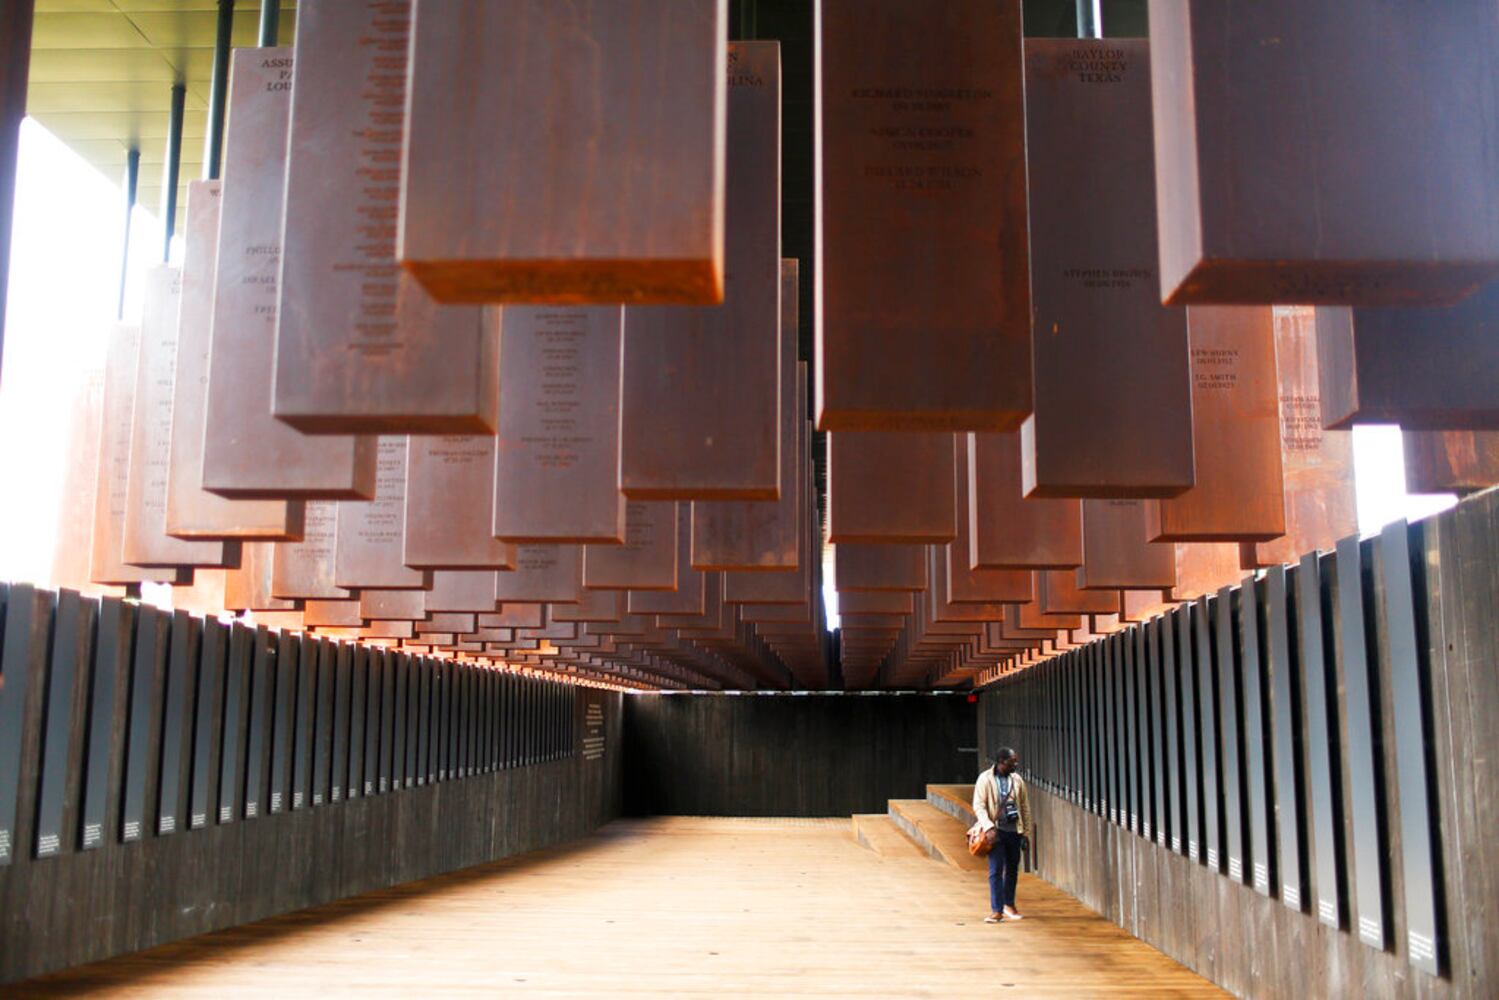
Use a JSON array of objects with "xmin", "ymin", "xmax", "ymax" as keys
[
  {"xmin": 301, "ymin": 599, "xmax": 364, "ymax": 628},
  {"xmin": 270, "ymin": 502, "xmax": 349, "ymax": 600},
  {"xmin": 1038, "ymin": 569, "xmax": 1119, "ymax": 616},
  {"xmin": 1169, "ymin": 542, "xmax": 1244, "ymax": 602},
  {"xmin": 1317, "ymin": 283, "xmax": 1499, "ymax": 430},
  {"xmin": 816, "ymin": 0, "xmax": 1029, "ymax": 431},
  {"xmin": 165, "ymin": 181, "xmax": 300, "ymax": 540},
  {"xmin": 690, "ymin": 266, "xmax": 801, "ymax": 570},
  {"xmin": 425, "ymin": 571, "xmax": 499, "ymax": 613},
  {"xmin": 1078, "ymin": 499, "xmax": 1176, "ymax": 590},
  {"xmin": 1022, "ymin": 37, "xmax": 1193, "ymax": 500},
  {"xmin": 202, "ymin": 49, "xmax": 376, "ymax": 500},
  {"xmin": 90, "ymin": 322, "xmax": 180, "ymax": 586},
  {"xmin": 1241, "ymin": 308, "xmax": 1357, "ymax": 569},
  {"xmin": 827, "ymin": 432, "xmax": 955, "ymax": 543},
  {"xmin": 223, "ymin": 542, "xmax": 299, "ymax": 612},
  {"xmin": 549, "ymin": 590, "xmax": 623, "ymax": 624},
  {"xmin": 405, "ymin": 435, "xmax": 516, "ymax": 569},
  {"xmin": 492, "ymin": 545, "xmax": 583, "ymax": 604},
  {"xmin": 276, "ymin": 0, "xmax": 499, "ymax": 434},
  {"xmin": 1147, "ymin": 306, "xmax": 1284, "ymax": 541},
  {"xmin": 123, "ymin": 267, "xmax": 229, "ymax": 568},
  {"xmin": 400, "ymin": 0, "xmax": 727, "ymax": 304},
  {"xmin": 494, "ymin": 306, "xmax": 626, "ymax": 543},
  {"xmin": 51, "ymin": 373, "xmax": 112, "ymax": 593},
  {"xmin": 358, "ymin": 588, "xmax": 426, "ymax": 621},
  {"xmin": 948, "ymin": 445, "xmax": 1034, "ymax": 603},
  {"xmin": 969, "ymin": 431, "xmax": 1082, "ymax": 568},
  {"xmin": 619, "ymin": 43, "xmax": 780, "ymax": 502},
  {"xmin": 333, "ymin": 438, "xmax": 428, "ymax": 590},
  {"xmin": 1402, "ymin": 431, "xmax": 1499, "ymax": 496},
  {"xmin": 628, "ymin": 508, "xmax": 708, "ymax": 615},
  {"xmin": 834, "ymin": 543, "xmax": 926, "ymax": 593},
  {"xmin": 582, "ymin": 502, "xmax": 677, "ymax": 590},
  {"xmin": 722, "ymin": 503, "xmax": 814, "ymax": 604},
  {"xmin": 1149, "ymin": 0, "xmax": 1499, "ymax": 305}
]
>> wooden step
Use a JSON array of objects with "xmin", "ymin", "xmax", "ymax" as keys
[
  {"xmin": 927, "ymin": 783, "xmax": 977, "ymax": 825},
  {"xmin": 850, "ymin": 813, "xmax": 926, "ymax": 858},
  {"xmin": 887, "ymin": 799, "xmax": 986, "ymax": 872}
]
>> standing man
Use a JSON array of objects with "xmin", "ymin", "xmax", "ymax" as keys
[{"xmin": 971, "ymin": 746, "xmax": 1032, "ymax": 924}]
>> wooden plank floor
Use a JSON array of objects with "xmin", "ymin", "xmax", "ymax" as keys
[{"xmin": 13, "ymin": 817, "xmax": 1226, "ymax": 998}]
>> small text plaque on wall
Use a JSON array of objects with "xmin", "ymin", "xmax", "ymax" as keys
[{"xmin": 584, "ymin": 696, "xmax": 606, "ymax": 761}]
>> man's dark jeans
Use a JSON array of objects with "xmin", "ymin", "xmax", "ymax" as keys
[{"xmin": 987, "ymin": 829, "xmax": 1023, "ymax": 912}]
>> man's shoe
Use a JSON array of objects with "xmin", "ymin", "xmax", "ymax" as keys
[{"xmin": 984, "ymin": 912, "xmax": 1002, "ymax": 924}]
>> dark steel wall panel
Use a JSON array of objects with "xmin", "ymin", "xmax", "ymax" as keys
[
  {"xmin": 403, "ymin": 655, "xmax": 420, "ymax": 786},
  {"xmin": 1299, "ymin": 553, "xmax": 1346, "ymax": 928},
  {"xmin": 391, "ymin": 653, "xmax": 408, "ymax": 790},
  {"xmin": 362, "ymin": 649, "xmax": 381, "ymax": 796},
  {"xmin": 312, "ymin": 640, "xmax": 334, "ymax": 805},
  {"xmin": 1176, "ymin": 606, "xmax": 1200, "ymax": 862},
  {"xmin": 347, "ymin": 646, "xmax": 367, "ymax": 799},
  {"xmin": 1146, "ymin": 620, "xmax": 1166, "ymax": 847},
  {"xmin": 1161, "ymin": 612, "xmax": 1182, "ymax": 854},
  {"xmin": 379, "ymin": 649, "xmax": 396, "ymax": 793},
  {"xmin": 417, "ymin": 657, "xmax": 432, "ymax": 784},
  {"xmin": 121, "ymin": 605, "xmax": 165, "ymax": 841},
  {"xmin": 35, "ymin": 590, "xmax": 83, "ymax": 857},
  {"xmin": 1239, "ymin": 580, "xmax": 1272, "ymax": 895},
  {"xmin": 156, "ymin": 612, "xmax": 195, "ymax": 835},
  {"xmin": 290, "ymin": 635, "xmax": 316, "ymax": 809},
  {"xmin": 217, "ymin": 623, "xmax": 252, "ymax": 824},
  {"xmin": 625, "ymin": 694, "xmax": 976, "ymax": 816},
  {"xmin": 1107, "ymin": 636, "xmax": 1121, "ymax": 825},
  {"xmin": 1122, "ymin": 634, "xmax": 1138, "ymax": 831},
  {"xmin": 1335, "ymin": 535, "xmax": 1390, "ymax": 950},
  {"xmin": 83, "ymin": 599, "xmax": 132, "ymax": 848},
  {"xmin": 1379, "ymin": 521, "xmax": 1442, "ymax": 975},
  {"xmin": 268, "ymin": 632, "xmax": 297, "ymax": 814},
  {"xmin": 189, "ymin": 618, "xmax": 225, "ymax": 830},
  {"xmin": 1196, "ymin": 599, "xmax": 1222, "ymax": 870},
  {"xmin": 1266, "ymin": 565, "xmax": 1307, "ymax": 913},
  {"xmin": 244, "ymin": 627, "xmax": 276, "ymax": 821}
]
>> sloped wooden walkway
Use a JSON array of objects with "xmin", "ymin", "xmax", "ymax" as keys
[{"xmin": 13, "ymin": 816, "xmax": 1225, "ymax": 998}]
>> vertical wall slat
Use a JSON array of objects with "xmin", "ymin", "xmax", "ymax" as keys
[
  {"xmin": 1335, "ymin": 534, "xmax": 1390, "ymax": 950},
  {"xmin": 35, "ymin": 590, "xmax": 83, "ymax": 857},
  {"xmin": 1267, "ymin": 564, "xmax": 1308, "ymax": 913},
  {"xmin": 1239, "ymin": 579, "xmax": 1272, "ymax": 895},
  {"xmin": 1379, "ymin": 520, "xmax": 1443, "ymax": 975},
  {"xmin": 1299, "ymin": 552, "xmax": 1346, "ymax": 928}
]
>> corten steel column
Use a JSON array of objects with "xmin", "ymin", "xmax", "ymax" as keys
[
  {"xmin": 0, "ymin": 0, "xmax": 35, "ymax": 389},
  {"xmin": 117, "ymin": 148, "xmax": 140, "ymax": 319},
  {"xmin": 258, "ymin": 0, "xmax": 279, "ymax": 47},
  {"xmin": 161, "ymin": 82, "xmax": 186, "ymax": 262},
  {"xmin": 203, "ymin": 0, "xmax": 234, "ymax": 180}
]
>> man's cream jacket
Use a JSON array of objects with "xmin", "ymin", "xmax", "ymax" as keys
[{"xmin": 970, "ymin": 766, "xmax": 1033, "ymax": 839}]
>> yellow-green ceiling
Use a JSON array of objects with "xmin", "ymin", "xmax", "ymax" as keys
[{"xmin": 27, "ymin": 1, "xmax": 298, "ymax": 234}]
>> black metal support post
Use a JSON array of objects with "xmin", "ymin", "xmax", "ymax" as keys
[
  {"xmin": 203, "ymin": 0, "xmax": 235, "ymax": 180},
  {"xmin": 161, "ymin": 82, "xmax": 185, "ymax": 262},
  {"xmin": 258, "ymin": 0, "xmax": 280, "ymax": 47},
  {"xmin": 0, "ymin": 0, "xmax": 35, "ymax": 389},
  {"xmin": 118, "ymin": 148, "xmax": 140, "ymax": 319},
  {"xmin": 1077, "ymin": 0, "xmax": 1103, "ymax": 39}
]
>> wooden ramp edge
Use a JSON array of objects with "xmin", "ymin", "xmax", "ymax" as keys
[
  {"xmin": 851, "ymin": 813, "xmax": 927, "ymax": 858},
  {"xmin": 887, "ymin": 799, "xmax": 987, "ymax": 872},
  {"xmin": 927, "ymin": 783, "xmax": 977, "ymax": 825}
]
